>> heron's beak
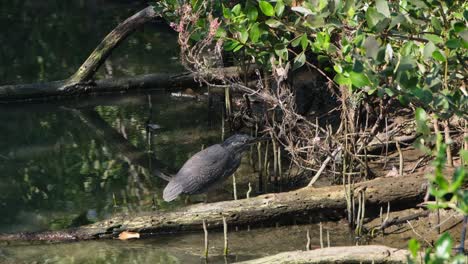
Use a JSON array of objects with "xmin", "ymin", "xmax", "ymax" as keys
[{"xmin": 247, "ymin": 136, "xmax": 271, "ymax": 145}]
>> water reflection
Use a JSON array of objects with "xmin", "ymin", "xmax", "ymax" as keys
[
  {"xmin": 0, "ymin": 92, "xmax": 222, "ymax": 233},
  {"xmin": 0, "ymin": 0, "xmax": 182, "ymax": 85},
  {"xmin": 0, "ymin": 223, "xmax": 353, "ymax": 263}
]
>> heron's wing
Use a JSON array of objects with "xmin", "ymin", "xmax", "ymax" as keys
[{"xmin": 175, "ymin": 144, "xmax": 235, "ymax": 194}]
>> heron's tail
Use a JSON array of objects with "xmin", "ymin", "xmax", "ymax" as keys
[{"xmin": 163, "ymin": 181, "xmax": 183, "ymax": 202}]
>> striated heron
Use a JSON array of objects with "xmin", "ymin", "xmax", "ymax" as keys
[{"xmin": 163, "ymin": 134, "xmax": 266, "ymax": 202}]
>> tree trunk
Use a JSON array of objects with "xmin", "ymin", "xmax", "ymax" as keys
[
  {"xmin": 0, "ymin": 172, "xmax": 429, "ymax": 242},
  {"xmin": 234, "ymin": 245, "xmax": 410, "ymax": 264}
]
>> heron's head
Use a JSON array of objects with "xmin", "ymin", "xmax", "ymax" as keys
[{"xmin": 222, "ymin": 134, "xmax": 267, "ymax": 152}]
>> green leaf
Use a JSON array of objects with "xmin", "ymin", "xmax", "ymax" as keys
[
  {"xmin": 453, "ymin": 22, "xmax": 466, "ymax": 33},
  {"xmin": 291, "ymin": 6, "xmax": 313, "ymax": 16},
  {"xmin": 222, "ymin": 4, "xmax": 232, "ymax": 19},
  {"xmin": 274, "ymin": 44, "xmax": 288, "ymax": 60},
  {"xmin": 423, "ymin": 42, "xmax": 436, "ymax": 59},
  {"xmin": 265, "ymin": 19, "xmax": 283, "ymax": 28},
  {"xmin": 424, "ymin": 33, "xmax": 444, "ymax": 44},
  {"xmin": 233, "ymin": 43, "xmax": 244, "ymax": 52},
  {"xmin": 239, "ymin": 29, "xmax": 249, "ymax": 44},
  {"xmin": 300, "ymin": 34, "xmax": 309, "ymax": 50},
  {"xmin": 275, "ymin": 0, "xmax": 285, "ymax": 17},
  {"xmin": 249, "ymin": 23, "xmax": 261, "ymax": 43},
  {"xmin": 408, "ymin": 239, "xmax": 420, "ymax": 258},
  {"xmin": 446, "ymin": 38, "xmax": 461, "ymax": 49},
  {"xmin": 349, "ymin": 71, "xmax": 371, "ymax": 88},
  {"xmin": 225, "ymin": 40, "xmax": 240, "ymax": 51},
  {"xmin": 434, "ymin": 233, "xmax": 453, "ymax": 260},
  {"xmin": 246, "ymin": 6, "xmax": 258, "ymax": 21},
  {"xmin": 231, "ymin": 4, "xmax": 241, "ymax": 16},
  {"xmin": 259, "ymin": 1, "xmax": 275, "ymax": 17},
  {"xmin": 389, "ymin": 14, "xmax": 406, "ymax": 30},
  {"xmin": 415, "ymin": 108, "xmax": 430, "ymax": 136},
  {"xmin": 333, "ymin": 64, "xmax": 343, "ymax": 74},
  {"xmin": 293, "ymin": 52, "xmax": 306, "ymax": 70},
  {"xmin": 431, "ymin": 17, "xmax": 442, "ymax": 32},
  {"xmin": 449, "ymin": 167, "xmax": 465, "ymax": 192},
  {"xmin": 334, "ymin": 74, "xmax": 352, "ymax": 86},
  {"xmin": 376, "ymin": 0, "xmax": 391, "ymax": 18},
  {"xmin": 291, "ymin": 35, "xmax": 303, "ymax": 47},
  {"xmin": 315, "ymin": 31, "xmax": 330, "ymax": 51},
  {"xmin": 366, "ymin": 7, "xmax": 389, "ymax": 32},
  {"xmin": 432, "ymin": 50, "xmax": 446, "ymax": 62}
]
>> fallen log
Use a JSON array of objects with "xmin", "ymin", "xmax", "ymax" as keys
[
  {"xmin": 0, "ymin": 67, "xmax": 251, "ymax": 102},
  {"xmin": 234, "ymin": 245, "xmax": 410, "ymax": 264},
  {"xmin": 0, "ymin": 172, "xmax": 429, "ymax": 242},
  {"xmin": 0, "ymin": 71, "xmax": 208, "ymax": 102}
]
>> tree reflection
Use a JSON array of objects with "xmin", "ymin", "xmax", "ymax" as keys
[
  {"xmin": 0, "ymin": 0, "xmax": 182, "ymax": 85},
  {"xmin": 0, "ymin": 92, "xmax": 221, "ymax": 232}
]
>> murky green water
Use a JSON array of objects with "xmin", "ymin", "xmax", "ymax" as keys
[
  {"xmin": 0, "ymin": 0, "xmax": 182, "ymax": 85},
  {"xmin": 0, "ymin": 1, "xmax": 354, "ymax": 263}
]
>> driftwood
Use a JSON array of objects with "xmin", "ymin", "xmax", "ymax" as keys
[
  {"xmin": 0, "ymin": 172, "xmax": 428, "ymax": 242},
  {"xmin": 234, "ymin": 245, "xmax": 410, "ymax": 264}
]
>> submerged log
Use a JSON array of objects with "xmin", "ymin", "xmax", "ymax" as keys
[
  {"xmin": 0, "ymin": 172, "xmax": 428, "ymax": 242},
  {"xmin": 234, "ymin": 245, "xmax": 410, "ymax": 264}
]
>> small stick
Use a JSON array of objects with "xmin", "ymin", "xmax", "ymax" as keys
[
  {"xmin": 232, "ymin": 173, "xmax": 238, "ymax": 200},
  {"xmin": 223, "ymin": 216, "xmax": 229, "ymax": 256},
  {"xmin": 327, "ymin": 230, "xmax": 330, "ymax": 248},
  {"xmin": 263, "ymin": 141, "xmax": 270, "ymax": 180},
  {"xmin": 203, "ymin": 220, "xmax": 209, "ymax": 259},
  {"xmin": 360, "ymin": 192, "xmax": 366, "ymax": 234},
  {"xmin": 355, "ymin": 192, "xmax": 362, "ymax": 235},
  {"xmin": 443, "ymin": 120, "xmax": 453, "ymax": 167},
  {"xmin": 270, "ymin": 132, "xmax": 278, "ymax": 180},
  {"xmin": 395, "ymin": 141, "xmax": 403, "ymax": 176},
  {"xmin": 306, "ymin": 229, "xmax": 311, "ymax": 250},
  {"xmin": 307, "ymin": 146, "xmax": 342, "ymax": 187},
  {"xmin": 278, "ymin": 146, "xmax": 282, "ymax": 188},
  {"xmin": 383, "ymin": 117, "xmax": 389, "ymax": 169},
  {"xmin": 257, "ymin": 142, "xmax": 263, "ymax": 193},
  {"xmin": 246, "ymin": 182, "xmax": 252, "ymax": 199},
  {"xmin": 407, "ymin": 220, "xmax": 432, "ymax": 246},
  {"xmin": 319, "ymin": 222, "xmax": 324, "ymax": 248},
  {"xmin": 410, "ymin": 157, "xmax": 425, "ymax": 173}
]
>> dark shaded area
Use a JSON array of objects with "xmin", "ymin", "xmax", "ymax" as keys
[{"xmin": 0, "ymin": 0, "xmax": 182, "ymax": 85}]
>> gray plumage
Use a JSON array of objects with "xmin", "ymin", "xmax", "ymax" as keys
[{"xmin": 163, "ymin": 134, "xmax": 255, "ymax": 202}]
